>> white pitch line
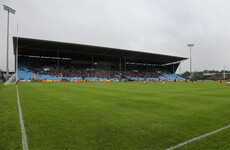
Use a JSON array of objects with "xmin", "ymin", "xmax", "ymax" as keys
[
  {"xmin": 16, "ymin": 84, "xmax": 29, "ymax": 150},
  {"xmin": 166, "ymin": 124, "xmax": 230, "ymax": 150}
]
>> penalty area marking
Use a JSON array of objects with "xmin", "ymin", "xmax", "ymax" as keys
[
  {"xmin": 166, "ymin": 124, "xmax": 230, "ymax": 150},
  {"xmin": 16, "ymin": 84, "xmax": 29, "ymax": 150}
]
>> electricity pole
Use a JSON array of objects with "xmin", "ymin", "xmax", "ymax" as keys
[{"xmin": 187, "ymin": 44, "xmax": 194, "ymax": 78}]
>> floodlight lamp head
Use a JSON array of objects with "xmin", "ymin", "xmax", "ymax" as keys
[
  {"xmin": 3, "ymin": 5, "xmax": 16, "ymax": 14},
  {"xmin": 187, "ymin": 44, "xmax": 194, "ymax": 47}
]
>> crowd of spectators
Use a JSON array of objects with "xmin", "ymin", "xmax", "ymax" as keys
[{"xmin": 20, "ymin": 58, "xmax": 167, "ymax": 80}]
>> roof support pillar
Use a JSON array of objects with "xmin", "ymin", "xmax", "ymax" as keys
[
  {"xmin": 58, "ymin": 51, "xmax": 60, "ymax": 74},
  {"xmin": 119, "ymin": 57, "xmax": 121, "ymax": 73},
  {"xmin": 124, "ymin": 58, "xmax": 126, "ymax": 73},
  {"xmin": 173, "ymin": 64, "xmax": 174, "ymax": 74},
  {"xmin": 147, "ymin": 61, "xmax": 148, "ymax": 72},
  {"xmin": 91, "ymin": 53, "xmax": 93, "ymax": 69}
]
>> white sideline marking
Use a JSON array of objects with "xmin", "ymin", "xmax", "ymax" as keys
[
  {"xmin": 166, "ymin": 124, "xmax": 230, "ymax": 150},
  {"xmin": 16, "ymin": 84, "xmax": 29, "ymax": 150}
]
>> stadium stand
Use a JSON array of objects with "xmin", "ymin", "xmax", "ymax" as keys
[
  {"xmin": 18, "ymin": 56, "xmax": 184, "ymax": 81},
  {"xmin": 14, "ymin": 37, "xmax": 187, "ymax": 82}
]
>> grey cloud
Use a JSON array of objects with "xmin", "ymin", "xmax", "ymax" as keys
[{"xmin": 0, "ymin": 0, "xmax": 230, "ymax": 72}]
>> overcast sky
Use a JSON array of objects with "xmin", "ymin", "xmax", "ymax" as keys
[{"xmin": 1, "ymin": 0, "xmax": 230, "ymax": 73}]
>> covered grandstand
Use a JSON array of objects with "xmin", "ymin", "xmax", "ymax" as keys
[{"xmin": 13, "ymin": 37, "xmax": 187, "ymax": 82}]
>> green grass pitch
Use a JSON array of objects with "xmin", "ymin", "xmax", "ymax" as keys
[{"xmin": 0, "ymin": 81, "xmax": 230, "ymax": 150}]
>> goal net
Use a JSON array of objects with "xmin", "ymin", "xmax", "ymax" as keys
[{"xmin": 4, "ymin": 73, "xmax": 16, "ymax": 86}]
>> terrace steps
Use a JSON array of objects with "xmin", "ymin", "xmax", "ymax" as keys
[
  {"xmin": 33, "ymin": 73, "xmax": 37, "ymax": 80},
  {"xmin": 59, "ymin": 73, "xmax": 65, "ymax": 80}
]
